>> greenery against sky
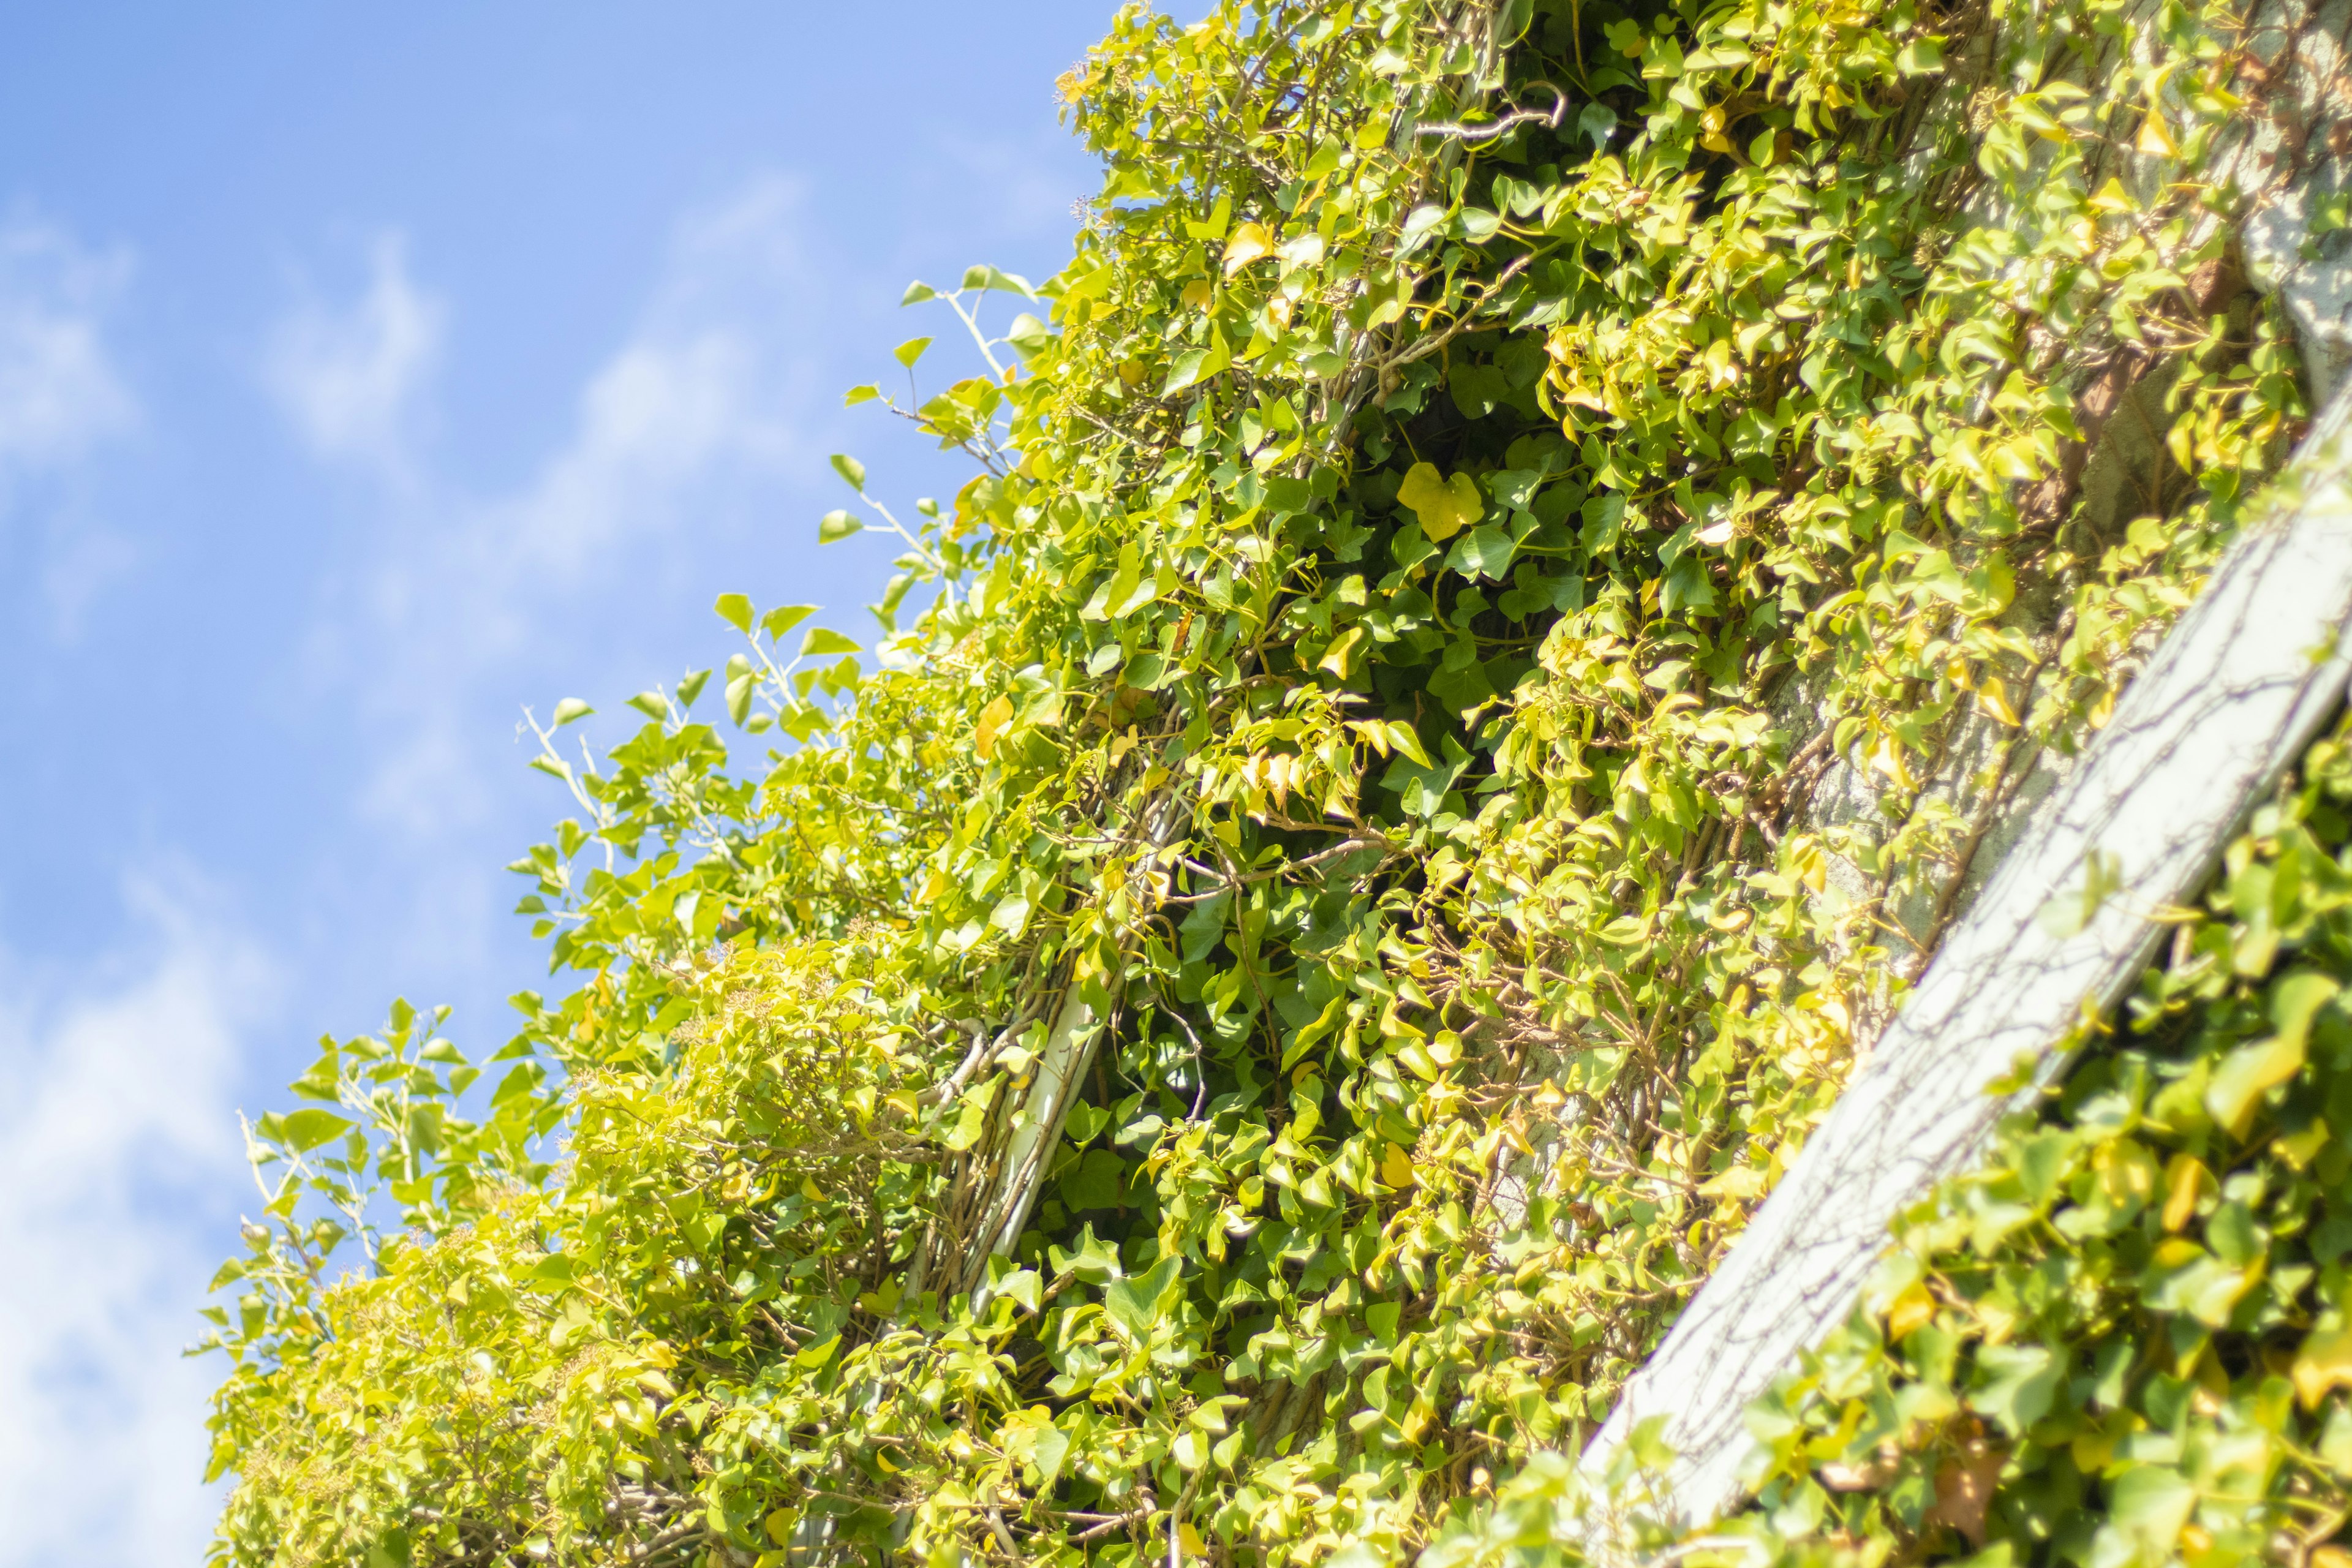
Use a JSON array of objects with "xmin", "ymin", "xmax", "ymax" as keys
[{"xmin": 195, "ymin": 1, "xmax": 2349, "ymax": 1566}]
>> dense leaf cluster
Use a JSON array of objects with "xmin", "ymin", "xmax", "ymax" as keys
[
  {"xmin": 201, "ymin": 0, "xmax": 2319, "ymax": 1564},
  {"xmin": 1443, "ymin": 718, "xmax": 2352, "ymax": 1568}
]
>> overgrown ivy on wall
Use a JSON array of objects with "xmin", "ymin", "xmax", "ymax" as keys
[{"xmin": 199, "ymin": 0, "xmax": 2321, "ymax": 1564}]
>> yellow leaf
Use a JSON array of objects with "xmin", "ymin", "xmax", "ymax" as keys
[
  {"xmin": 1180, "ymin": 278, "xmax": 1213, "ymax": 310},
  {"xmin": 1317, "ymin": 625, "xmax": 1366, "ymax": 679},
  {"xmin": 1381, "ymin": 1143, "xmax": 1418, "ymax": 1188},
  {"xmin": 1178, "ymin": 1523, "xmax": 1208, "ymax": 1559},
  {"xmin": 1887, "ymin": 1281, "xmax": 1937, "ymax": 1341},
  {"xmin": 1700, "ymin": 1164, "xmax": 1769, "ymax": 1200},
  {"xmin": 2161, "ymin": 1152, "xmax": 2209, "ymax": 1231},
  {"xmin": 974, "ymin": 695, "xmax": 1015, "ymax": 760},
  {"xmin": 1222, "ymin": 222, "xmax": 1273, "ymax": 276},
  {"xmin": 2294, "ymin": 1329, "xmax": 2352, "ymax": 1408},
  {"xmin": 1978, "ymin": 677, "xmax": 2020, "ymax": 727},
  {"xmin": 2136, "ymin": 98, "xmax": 2179, "ymax": 157},
  {"xmin": 1396, "ymin": 461, "xmax": 1484, "ymax": 541}
]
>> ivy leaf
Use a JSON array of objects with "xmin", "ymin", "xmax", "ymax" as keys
[
  {"xmin": 2103, "ymin": 1467, "xmax": 2198, "ymax": 1559},
  {"xmin": 2207, "ymin": 971, "xmax": 2338, "ymax": 1134},
  {"xmin": 1969, "ymin": 1343, "xmax": 2058, "ymax": 1435},
  {"xmin": 2294, "ymin": 1329, "xmax": 2352, "ymax": 1408},
  {"xmin": 1446, "ymin": 523, "xmax": 1517, "ymax": 581},
  {"xmin": 552, "ymin": 698, "xmax": 595, "ymax": 727},
  {"xmin": 799, "ymin": 628, "xmax": 860, "ymax": 659},
  {"xmin": 1398, "ymin": 462, "xmax": 1483, "ymax": 541},
  {"xmin": 1104, "ymin": 1256, "xmax": 1183, "ymax": 1343},
  {"xmin": 974, "ymin": 695, "xmax": 1016, "ymax": 761},
  {"xmin": 819, "ymin": 509, "xmax": 864, "ymax": 543},
  {"xmin": 279, "ymin": 1109, "xmax": 355, "ymax": 1154},
  {"xmin": 760, "ymin": 605, "xmax": 814, "ymax": 641},
  {"xmin": 1222, "ymin": 221, "xmax": 1273, "ymax": 276}
]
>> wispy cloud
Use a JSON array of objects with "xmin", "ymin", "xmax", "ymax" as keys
[
  {"xmin": 289, "ymin": 176, "xmax": 820, "ymax": 847},
  {"xmin": 0, "ymin": 876, "xmax": 271, "ymax": 1568},
  {"xmin": 0, "ymin": 213, "xmax": 140, "ymax": 640},
  {"xmin": 498, "ymin": 175, "xmax": 805, "ymax": 573},
  {"xmin": 0, "ymin": 214, "xmax": 135, "ymax": 485},
  {"xmin": 264, "ymin": 232, "xmax": 444, "ymax": 481}
]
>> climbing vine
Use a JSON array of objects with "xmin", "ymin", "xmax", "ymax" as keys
[{"xmin": 200, "ymin": 0, "xmax": 2320, "ymax": 1564}]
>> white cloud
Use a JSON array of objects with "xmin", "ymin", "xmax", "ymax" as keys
[
  {"xmin": 499, "ymin": 175, "xmax": 805, "ymax": 573},
  {"xmin": 265, "ymin": 232, "xmax": 443, "ymax": 479},
  {"xmin": 0, "ymin": 876, "xmax": 271, "ymax": 1568},
  {"xmin": 0, "ymin": 214, "xmax": 135, "ymax": 484},
  {"xmin": 320, "ymin": 175, "xmax": 818, "ymax": 843}
]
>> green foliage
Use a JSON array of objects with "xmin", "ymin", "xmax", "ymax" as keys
[
  {"xmin": 1627, "ymin": 722, "xmax": 2352, "ymax": 1568},
  {"xmin": 200, "ymin": 0, "xmax": 2318, "ymax": 1563}
]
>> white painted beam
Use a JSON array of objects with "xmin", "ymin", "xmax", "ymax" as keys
[{"xmin": 1581, "ymin": 382, "xmax": 2352, "ymax": 1534}]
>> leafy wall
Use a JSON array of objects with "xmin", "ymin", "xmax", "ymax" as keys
[{"xmin": 200, "ymin": 0, "xmax": 2342, "ymax": 1564}]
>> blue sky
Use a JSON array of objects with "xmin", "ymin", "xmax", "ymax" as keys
[{"xmin": 0, "ymin": 6, "xmax": 1113, "ymax": 1560}]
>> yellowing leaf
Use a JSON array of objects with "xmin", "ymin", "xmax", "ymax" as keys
[
  {"xmin": 1978, "ymin": 677, "xmax": 2020, "ymax": 726},
  {"xmin": 2206, "ymin": 973, "xmax": 2337, "ymax": 1134},
  {"xmin": 1397, "ymin": 462, "xmax": 1483, "ymax": 541},
  {"xmin": 2295, "ymin": 1329, "xmax": 2352, "ymax": 1408},
  {"xmin": 2162, "ymin": 1152, "xmax": 2208, "ymax": 1231},
  {"xmin": 1317, "ymin": 626, "xmax": 1366, "ymax": 679},
  {"xmin": 1381, "ymin": 1143, "xmax": 1418, "ymax": 1188},
  {"xmin": 1887, "ymin": 1281, "xmax": 1937, "ymax": 1341},
  {"xmin": 1180, "ymin": 278, "xmax": 1214, "ymax": 310},
  {"xmin": 1700, "ymin": 1164, "xmax": 1769, "ymax": 1200},
  {"xmin": 974, "ymin": 695, "xmax": 1016, "ymax": 760},
  {"xmin": 1222, "ymin": 222, "xmax": 1273, "ymax": 276}
]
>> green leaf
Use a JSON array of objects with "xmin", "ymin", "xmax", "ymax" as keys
[
  {"xmin": 1005, "ymin": 313, "xmax": 1053, "ymax": 356},
  {"xmin": 894, "ymin": 336, "xmax": 933, "ymax": 369},
  {"xmin": 900, "ymin": 280, "xmax": 937, "ymax": 305},
  {"xmin": 1060, "ymin": 1148, "xmax": 1126, "ymax": 1211},
  {"xmin": 279, "ymin": 1109, "xmax": 355, "ymax": 1154},
  {"xmin": 2206, "ymin": 971, "xmax": 2336, "ymax": 1134},
  {"xmin": 1446, "ymin": 523, "xmax": 1517, "ymax": 581},
  {"xmin": 761, "ymin": 605, "xmax": 815, "ymax": 640},
  {"xmin": 818, "ymin": 509, "xmax": 864, "ymax": 543},
  {"xmin": 829, "ymin": 453, "xmax": 867, "ymax": 491},
  {"xmin": 960, "ymin": 263, "xmax": 1036, "ymax": 297},
  {"xmin": 675, "ymin": 669, "xmax": 710, "ymax": 707},
  {"xmin": 714, "ymin": 593, "xmax": 755, "ymax": 633},
  {"xmin": 800, "ymin": 628, "xmax": 861, "ymax": 658},
  {"xmin": 551, "ymin": 698, "xmax": 594, "ymax": 727},
  {"xmin": 1104, "ymin": 1256, "xmax": 1182, "ymax": 1342},
  {"xmin": 1031, "ymin": 1425, "xmax": 1069, "ymax": 1485},
  {"xmin": 2105, "ymin": 1466, "xmax": 2197, "ymax": 1558},
  {"xmin": 1969, "ymin": 1343, "xmax": 2059, "ymax": 1434}
]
